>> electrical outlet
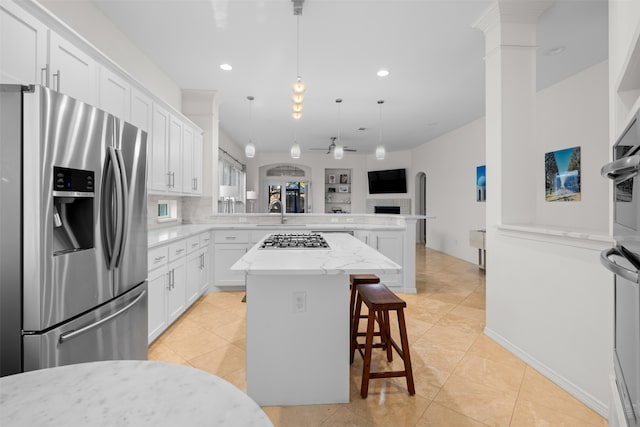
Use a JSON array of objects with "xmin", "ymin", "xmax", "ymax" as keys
[{"xmin": 293, "ymin": 291, "xmax": 306, "ymax": 313}]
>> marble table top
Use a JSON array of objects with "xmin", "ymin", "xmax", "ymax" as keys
[
  {"xmin": 0, "ymin": 360, "xmax": 273, "ymax": 427},
  {"xmin": 231, "ymin": 232, "xmax": 402, "ymax": 275}
]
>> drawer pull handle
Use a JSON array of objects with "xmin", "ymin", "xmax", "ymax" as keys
[
  {"xmin": 225, "ymin": 236, "xmax": 236, "ymax": 240},
  {"xmin": 176, "ymin": 248, "xmax": 184, "ymax": 254},
  {"xmin": 154, "ymin": 256, "xmax": 165, "ymax": 262}
]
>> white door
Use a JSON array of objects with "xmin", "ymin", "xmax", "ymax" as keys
[
  {"xmin": 98, "ymin": 67, "xmax": 130, "ymax": 120},
  {"xmin": 147, "ymin": 267, "xmax": 168, "ymax": 344},
  {"xmin": 0, "ymin": 2, "xmax": 48, "ymax": 85},
  {"xmin": 168, "ymin": 115, "xmax": 183, "ymax": 193},
  {"xmin": 167, "ymin": 259, "xmax": 186, "ymax": 323},
  {"xmin": 193, "ymin": 132, "xmax": 203, "ymax": 195},
  {"xmin": 182, "ymin": 124, "xmax": 195, "ymax": 194},
  {"xmin": 130, "ymin": 87, "xmax": 152, "ymax": 134},
  {"xmin": 49, "ymin": 31, "xmax": 97, "ymax": 105},
  {"xmin": 149, "ymin": 104, "xmax": 169, "ymax": 192}
]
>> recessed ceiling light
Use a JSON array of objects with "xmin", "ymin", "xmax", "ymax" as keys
[
  {"xmin": 377, "ymin": 69, "xmax": 389, "ymax": 77},
  {"xmin": 220, "ymin": 63, "xmax": 233, "ymax": 71},
  {"xmin": 545, "ymin": 46, "xmax": 566, "ymax": 56}
]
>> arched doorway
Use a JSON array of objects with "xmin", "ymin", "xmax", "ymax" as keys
[
  {"xmin": 415, "ymin": 172, "xmax": 426, "ymax": 244},
  {"xmin": 259, "ymin": 164, "xmax": 311, "ymax": 213}
]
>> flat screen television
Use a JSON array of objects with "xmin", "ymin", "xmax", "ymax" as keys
[{"xmin": 368, "ymin": 168, "xmax": 407, "ymax": 194}]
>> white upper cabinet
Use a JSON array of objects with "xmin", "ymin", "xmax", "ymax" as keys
[
  {"xmin": 0, "ymin": 1, "xmax": 47, "ymax": 85},
  {"xmin": 149, "ymin": 103, "xmax": 170, "ymax": 192},
  {"xmin": 130, "ymin": 87, "xmax": 152, "ymax": 134},
  {"xmin": 193, "ymin": 132, "xmax": 203, "ymax": 195},
  {"xmin": 48, "ymin": 31, "xmax": 97, "ymax": 105},
  {"xmin": 98, "ymin": 67, "xmax": 130, "ymax": 120},
  {"xmin": 168, "ymin": 115, "xmax": 183, "ymax": 193},
  {"xmin": 182, "ymin": 124, "xmax": 195, "ymax": 194}
]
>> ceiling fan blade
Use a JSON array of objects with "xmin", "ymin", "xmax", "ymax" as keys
[{"xmin": 344, "ymin": 148, "xmax": 357, "ymax": 152}]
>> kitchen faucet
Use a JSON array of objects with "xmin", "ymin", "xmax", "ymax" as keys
[{"xmin": 269, "ymin": 199, "xmax": 286, "ymax": 224}]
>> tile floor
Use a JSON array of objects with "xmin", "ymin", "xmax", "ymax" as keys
[{"xmin": 149, "ymin": 245, "xmax": 607, "ymax": 427}]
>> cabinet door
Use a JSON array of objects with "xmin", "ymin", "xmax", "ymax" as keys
[
  {"xmin": 193, "ymin": 132, "xmax": 203, "ymax": 195},
  {"xmin": 98, "ymin": 67, "xmax": 130, "ymax": 120},
  {"xmin": 372, "ymin": 231, "xmax": 403, "ymax": 287},
  {"xmin": 214, "ymin": 244, "xmax": 247, "ymax": 288},
  {"xmin": 199, "ymin": 246, "xmax": 210, "ymax": 294},
  {"xmin": 186, "ymin": 250, "xmax": 202, "ymax": 305},
  {"xmin": 149, "ymin": 104, "xmax": 169, "ymax": 192},
  {"xmin": 353, "ymin": 230, "xmax": 371, "ymax": 246},
  {"xmin": 130, "ymin": 87, "xmax": 152, "ymax": 134},
  {"xmin": 148, "ymin": 266, "xmax": 168, "ymax": 344},
  {"xmin": 49, "ymin": 31, "xmax": 97, "ymax": 105},
  {"xmin": 167, "ymin": 258, "xmax": 187, "ymax": 324},
  {"xmin": 168, "ymin": 115, "xmax": 183, "ymax": 193},
  {"xmin": 0, "ymin": 2, "xmax": 48, "ymax": 85},
  {"xmin": 182, "ymin": 124, "xmax": 195, "ymax": 194}
]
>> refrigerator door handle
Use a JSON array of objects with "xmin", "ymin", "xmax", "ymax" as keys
[
  {"xmin": 107, "ymin": 146, "xmax": 125, "ymax": 270},
  {"xmin": 600, "ymin": 247, "xmax": 640, "ymax": 284},
  {"xmin": 600, "ymin": 154, "xmax": 640, "ymax": 183},
  {"xmin": 114, "ymin": 147, "xmax": 129, "ymax": 268},
  {"xmin": 58, "ymin": 290, "xmax": 146, "ymax": 344}
]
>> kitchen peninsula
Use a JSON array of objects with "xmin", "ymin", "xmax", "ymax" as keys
[{"xmin": 230, "ymin": 232, "xmax": 401, "ymax": 406}]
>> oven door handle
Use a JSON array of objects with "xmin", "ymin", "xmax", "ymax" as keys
[
  {"xmin": 600, "ymin": 155, "xmax": 640, "ymax": 183},
  {"xmin": 600, "ymin": 247, "xmax": 640, "ymax": 284}
]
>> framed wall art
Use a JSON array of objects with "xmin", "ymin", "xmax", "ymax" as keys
[{"xmin": 545, "ymin": 146, "xmax": 581, "ymax": 202}]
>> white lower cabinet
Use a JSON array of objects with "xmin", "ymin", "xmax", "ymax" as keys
[
  {"xmin": 213, "ymin": 230, "xmax": 249, "ymax": 288},
  {"xmin": 147, "ymin": 265, "xmax": 168, "ymax": 344},
  {"xmin": 355, "ymin": 230, "xmax": 403, "ymax": 288},
  {"xmin": 147, "ymin": 232, "xmax": 210, "ymax": 344}
]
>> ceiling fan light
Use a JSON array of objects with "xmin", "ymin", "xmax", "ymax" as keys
[
  {"xmin": 334, "ymin": 145, "xmax": 344, "ymax": 160},
  {"xmin": 245, "ymin": 142, "xmax": 255, "ymax": 158},
  {"xmin": 375, "ymin": 145, "xmax": 386, "ymax": 160},
  {"xmin": 292, "ymin": 111, "xmax": 302, "ymax": 120},
  {"xmin": 290, "ymin": 143, "xmax": 301, "ymax": 159},
  {"xmin": 292, "ymin": 93, "xmax": 304, "ymax": 104},
  {"xmin": 292, "ymin": 79, "xmax": 306, "ymax": 94},
  {"xmin": 292, "ymin": 103, "xmax": 303, "ymax": 113}
]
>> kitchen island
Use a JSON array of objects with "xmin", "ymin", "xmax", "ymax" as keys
[{"xmin": 231, "ymin": 232, "xmax": 401, "ymax": 406}]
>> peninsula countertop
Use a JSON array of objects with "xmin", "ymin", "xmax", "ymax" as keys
[
  {"xmin": 0, "ymin": 360, "xmax": 273, "ymax": 427},
  {"xmin": 230, "ymin": 232, "xmax": 402, "ymax": 276}
]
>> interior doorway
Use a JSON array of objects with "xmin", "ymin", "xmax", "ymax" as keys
[{"xmin": 415, "ymin": 172, "xmax": 426, "ymax": 244}]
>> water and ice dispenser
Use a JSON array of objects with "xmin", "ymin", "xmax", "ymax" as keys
[{"xmin": 52, "ymin": 167, "xmax": 94, "ymax": 254}]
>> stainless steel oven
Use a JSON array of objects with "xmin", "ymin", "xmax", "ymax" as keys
[{"xmin": 601, "ymin": 107, "xmax": 640, "ymax": 427}]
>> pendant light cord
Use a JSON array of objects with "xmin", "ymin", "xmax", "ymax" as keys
[{"xmin": 296, "ymin": 15, "xmax": 301, "ymax": 80}]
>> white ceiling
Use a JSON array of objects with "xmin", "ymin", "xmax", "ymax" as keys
[{"xmin": 91, "ymin": 0, "xmax": 607, "ymax": 156}]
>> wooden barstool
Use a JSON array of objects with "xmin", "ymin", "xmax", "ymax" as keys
[
  {"xmin": 349, "ymin": 274, "xmax": 380, "ymax": 323},
  {"xmin": 351, "ymin": 283, "xmax": 415, "ymax": 398}
]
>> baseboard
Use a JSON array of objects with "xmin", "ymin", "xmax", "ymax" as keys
[{"xmin": 484, "ymin": 327, "xmax": 609, "ymax": 418}]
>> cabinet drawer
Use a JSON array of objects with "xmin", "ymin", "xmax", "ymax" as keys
[
  {"xmin": 148, "ymin": 246, "xmax": 168, "ymax": 271},
  {"xmin": 199, "ymin": 232, "xmax": 211, "ymax": 247},
  {"xmin": 214, "ymin": 230, "xmax": 249, "ymax": 244},
  {"xmin": 168, "ymin": 240, "xmax": 187, "ymax": 261},
  {"xmin": 186, "ymin": 235, "xmax": 200, "ymax": 253}
]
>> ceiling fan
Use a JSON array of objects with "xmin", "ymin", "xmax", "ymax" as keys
[{"xmin": 310, "ymin": 137, "xmax": 357, "ymax": 154}]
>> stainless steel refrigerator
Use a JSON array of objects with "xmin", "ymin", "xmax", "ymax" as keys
[{"xmin": 0, "ymin": 84, "xmax": 148, "ymax": 376}]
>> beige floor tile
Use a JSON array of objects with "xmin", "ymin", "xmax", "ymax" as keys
[
  {"xmin": 188, "ymin": 343, "xmax": 246, "ymax": 377},
  {"xmin": 263, "ymin": 404, "xmax": 339, "ymax": 427},
  {"xmin": 212, "ymin": 318, "xmax": 246, "ymax": 342},
  {"xmin": 416, "ymin": 402, "xmax": 490, "ymax": 427},
  {"xmin": 421, "ymin": 324, "xmax": 480, "ymax": 353},
  {"xmin": 466, "ymin": 335, "xmax": 526, "ymax": 369},
  {"xmin": 147, "ymin": 341, "xmax": 190, "ymax": 366},
  {"xmin": 164, "ymin": 329, "xmax": 230, "ymax": 360},
  {"xmin": 511, "ymin": 399, "xmax": 607, "ymax": 427},
  {"xmin": 517, "ymin": 367, "xmax": 606, "ymax": 427},
  {"xmin": 155, "ymin": 317, "xmax": 206, "ymax": 345},
  {"xmin": 434, "ymin": 375, "xmax": 518, "ymax": 427},
  {"xmin": 449, "ymin": 353, "xmax": 525, "ymax": 393},
  {"xmin": 217, "ymin": 367, "xmax": 247, "ymax": 393}
]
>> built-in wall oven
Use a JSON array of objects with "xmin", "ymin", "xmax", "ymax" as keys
[{"xmin": 601, "ymin": 108, "xmax": 640, "ymax": 427}]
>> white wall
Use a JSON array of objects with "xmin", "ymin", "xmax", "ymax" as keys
[
  {"xmin": 535, "ymin": 61, "xmax": 609, "ymax": 231},
  {"xmin": 37, "ymin": 0, "xmax": 182, "ymax": 110},
  {"xmin": 244, "ymin": 150, "xmax": 414, "ymax": 214},
  {"xmin": 411, "ymin": 118, "xmax": 486, "ymax": 264}
]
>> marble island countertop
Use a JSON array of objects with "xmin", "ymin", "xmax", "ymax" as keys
[
  {"xmin": 148, "ymin": 220, "xmax": 408, "ymax": 248},
  {"xmin": 0, "ymin": 360, "xmax": 273, "ymax": 427},
  {"xmin": 230, "ymin": 232, "xmax": 402, "ymax": 276}
]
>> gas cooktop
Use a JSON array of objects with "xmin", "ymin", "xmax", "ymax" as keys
[{"xmin": 259, "ymin": 233, "xmax": 330, "ymax": 249}]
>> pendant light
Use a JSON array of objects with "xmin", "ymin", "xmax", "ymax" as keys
[
  {"xmin": 245, "ymin": 96, "xmax": 255, "ymax": 158},
  {"xmin": 290, "ymin": 119, "xmax": 301, "ymax": 159},
  {"xmin": 291, "ymin": 0, "xmax": 306, "ymax": 120},
  {"xmin": 334, "ymin": 98, "xmax": 344, "ymax": 160},
  {"xmin": 376, "ymin": 100, "xmax": 386, "ymax": 160}
]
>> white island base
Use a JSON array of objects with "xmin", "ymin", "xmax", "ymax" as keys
[
  {"xmin": 246, "ymin": 274, "xmax": 349, "ymax": 406},
  {"xmin": 233, "ymin": 233, "xmax": 402, "ymax": 406}
]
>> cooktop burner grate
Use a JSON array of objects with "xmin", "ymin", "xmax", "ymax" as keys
[{"xmin": 258, "ymin": 233, "xmax": 330, "ymax": 249}]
